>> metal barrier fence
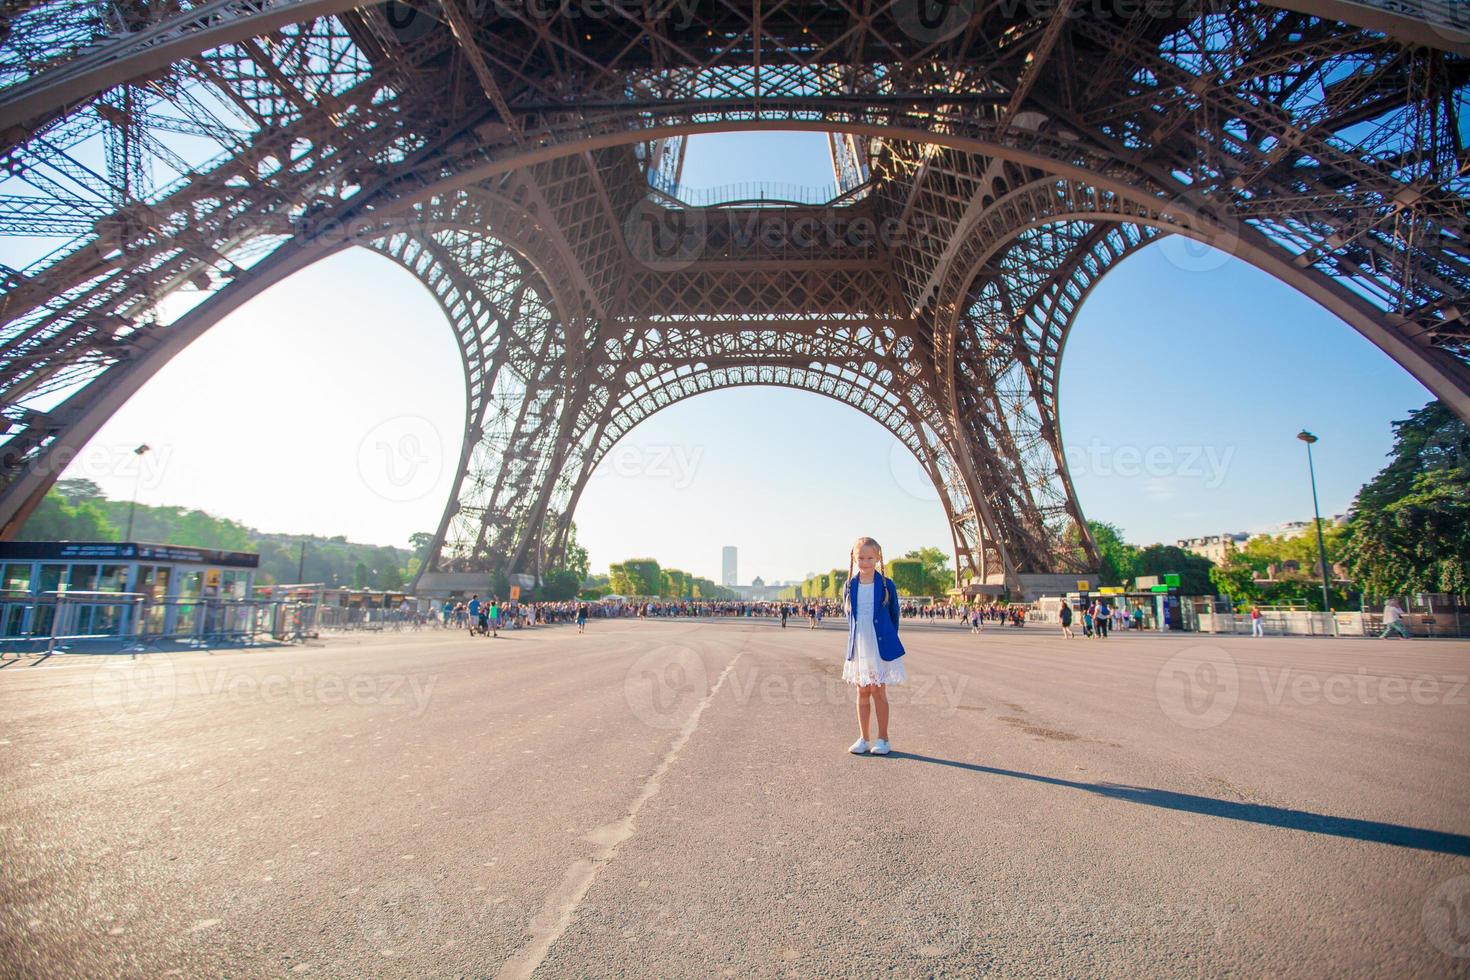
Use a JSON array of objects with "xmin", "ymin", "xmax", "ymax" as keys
[
  {"xmin": 315, "ymin": 607, "xmax": 438, "ymax": 632},
  {"xmin": 0, "ymin": 590, "xmax": 325, "ymax": 653}
]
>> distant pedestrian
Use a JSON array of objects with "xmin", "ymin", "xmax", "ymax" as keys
[
  {"xmin": 1379, "ymin": 600, "xmax": 1412, "ymax": 639},
  {"xmin": 576, "ymin": 603, "xmax": 588, "ymax": 634},
  {"xmin": 1250, "ymin": 603, "xmax": 1263, "ymax": 637},
  {"xmin": 1058, "ymin": 601, "xmax": 1073, "ymax": 639}
]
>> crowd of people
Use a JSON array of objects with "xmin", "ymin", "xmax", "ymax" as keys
[
  {"xmin": 418, "ymin": 595, "xmax": 1078, "ymax": 634},
  {"xmin": 1056, "ymin": 597, "xmax": 1146, "ymax": 638}
]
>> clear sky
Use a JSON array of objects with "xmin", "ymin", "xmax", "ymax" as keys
[{"xmin": 55, "ymin": 131, "xmax": 1432, "ymax": 583}]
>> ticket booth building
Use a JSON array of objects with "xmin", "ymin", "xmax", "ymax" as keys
[{"xmin": 0, "ymin": 541, "xmax": 258, "ymax": 640}]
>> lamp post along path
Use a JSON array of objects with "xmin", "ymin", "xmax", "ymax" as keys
[
  {"xmin": 125, "ymin": 443, "xmax": 150, "ymax": 540},
  {"xmin": 1297, "ymin": 430, "xmax": 1338, "ymax": 638}
]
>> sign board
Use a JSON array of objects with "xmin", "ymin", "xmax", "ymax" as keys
[
  {"xmin": 1164, "ymin": 573, "xmax": 1181, "ymax": 587},
  {"xmin": 1135, "ymin": 575, "xmax": 1160, "ymax": 589},
  {"xmin": 1076, "ymin": 580, "xmax": 1090, "ymax": 592},
  {"xmin": 205, "ymin": 569, "xmax": 221, "ymax": 588},
  {"xmin": 0, "ymin": 540, "xmax": 258, "ymax": 568},
  {"xmin": 1150, "ymin": 584, "xmax": 1170, "ymax": 593},
  {"xmin": 1099, "ymin": 586, "xmax": 1124, "ymax": 594},
  {"xmin": 509, "ymin": 585, "xmax": 521, "ymax": 601}
]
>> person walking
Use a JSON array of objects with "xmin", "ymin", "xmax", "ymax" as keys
[
  {"xmin": 489, "ymin": 597, "xmax": 500, "ymax": 637},
  {"xmin": 1250, "ymin": 603, "xmax": 1263, "ymax": 638},
  {"xmin": 1059, "ymin": 601, "xmax": 1074, "ymax": 639},
  {"xmin": 843, "ymin": 536, "xmax": 907, "ymax": 756},
  {"xmin": 468, "ymin": 594, "xmax": 484, "ymax": 636},
  {"xmin": 1379, "ymin": 599, "xmax": 1412, "ymax": 639},
  {"xmin": 576, "ymin": 602, "xmax": 588, "ymax": 634}
]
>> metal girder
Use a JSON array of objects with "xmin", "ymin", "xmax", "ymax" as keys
[{"xmin": 1, "ymin": 2, "xmax": 1467, "ymax": 595}]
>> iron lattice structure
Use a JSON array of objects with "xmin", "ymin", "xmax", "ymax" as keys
[{"xmin": 0, "ymin": 0, "xmax": 1466, "ymax": 593}]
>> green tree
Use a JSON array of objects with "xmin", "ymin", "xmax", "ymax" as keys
[
  {"xmin": 53, "ymin": 478, "xmax": 104, "ymax": 502},
  {"xmin": 1342, "ymin": 401, "xmax": 1470, "ymax": 597},
  {"xmin": 408, "ymin": 532, "xmax": 435, "ymax": 559},
  {"xmin": 1084, "ymin": 521, "xmax": 1142, "ymax": 586},
  {"xmin": 19, "ymin": 493, "xmax": 119, "ymax": 541},
  {"xmin": 540, "ymin": 569, "xmax": 582, "ymax": 601},
  {"xmin": 889, "ymin": 558, "xmax": 930, "ymax": 596},
  {"xmin": 902, "ymin": 546, "xmax": 951, "ymax": 593},
  {"xmin": 1135, "ymin": 545, "xmax": 1215, "ymax": 596},
  {"xmin": 616, "ymin": 559, "xmax": 661, "ymax": 596},
  {"xmin": 1209, "ymin": 556, "xmax": 1259, "ymax": 607}
]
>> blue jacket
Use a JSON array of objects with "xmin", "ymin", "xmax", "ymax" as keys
[{"xmin": 845, "ymin": 574, "xmax": 906, "ymax": 663}]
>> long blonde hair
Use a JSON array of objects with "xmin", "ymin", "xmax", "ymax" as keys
[{"xmin": 846, "ymin": 536, "xmax": 886, "ymax": 615}]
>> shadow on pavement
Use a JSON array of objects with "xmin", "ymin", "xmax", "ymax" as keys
[{"xmin": 893, "ymin": 753, "xmax": 1470, "ymax": 857}]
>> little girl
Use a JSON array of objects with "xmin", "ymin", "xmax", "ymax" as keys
[{"xmin": 843, "ymin": 536, "xmax": 907, "ymax": 755}]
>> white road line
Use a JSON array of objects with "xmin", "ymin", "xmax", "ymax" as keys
[{"xmin": 494, "ymin": 647, "xmax": 745, "ymax": 980}]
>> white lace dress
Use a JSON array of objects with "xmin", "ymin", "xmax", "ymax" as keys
[{"xmin": 842, "ymin": 580, "xmax": 908, "ymax": 687}]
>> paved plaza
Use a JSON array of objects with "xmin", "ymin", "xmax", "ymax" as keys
[{"xmin": 2, "ymin": 619, "xmax": 1468, "ymax": 977}]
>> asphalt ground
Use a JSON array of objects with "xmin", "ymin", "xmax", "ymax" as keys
[{"xmin": 2, "ymin": 618, "xmax": 1468, "ymax": 978}]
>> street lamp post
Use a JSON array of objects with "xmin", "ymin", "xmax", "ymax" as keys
[
  {"xmin": 1296, "ymin": 430, "xmax": 1338, "ymax": 638},
  {"xmin": 124, "ymin": 443, "xmax": 151, "ymax": 540}
]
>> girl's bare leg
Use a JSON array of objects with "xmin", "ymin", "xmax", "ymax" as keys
[
  {"xmin": 873, "ymin": 685, "xmax": 890, "ymax": 741},
  {"xmin": 856, "ymin": 685, "xmax": 873, "ymax": 741}
]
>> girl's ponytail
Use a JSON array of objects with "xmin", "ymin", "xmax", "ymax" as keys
[{"xmin": 845, "ymin": 551, "xmax": 855, "ymax": 616}]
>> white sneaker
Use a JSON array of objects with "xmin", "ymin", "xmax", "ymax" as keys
[
  {"xmin": 848, "ymin": 738, "xmax": 870, "ymax": 754},
  {"xmin": 869, "ymin": 739, "xmax": 891, "ymax": 755}
]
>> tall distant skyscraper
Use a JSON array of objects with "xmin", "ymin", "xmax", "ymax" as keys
[{"xmin": 722, "ymin": 546, "xmax": 737, "ymax": 587}]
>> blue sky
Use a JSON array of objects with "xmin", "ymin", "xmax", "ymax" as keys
[{"xmin": 56, "ymin": 132, "xmax": 1431, "ymax": 583}]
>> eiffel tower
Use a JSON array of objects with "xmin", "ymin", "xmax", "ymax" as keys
[{"xmin": 0, "ymin": 0, "xmax": 1465, "ymax": 596}]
